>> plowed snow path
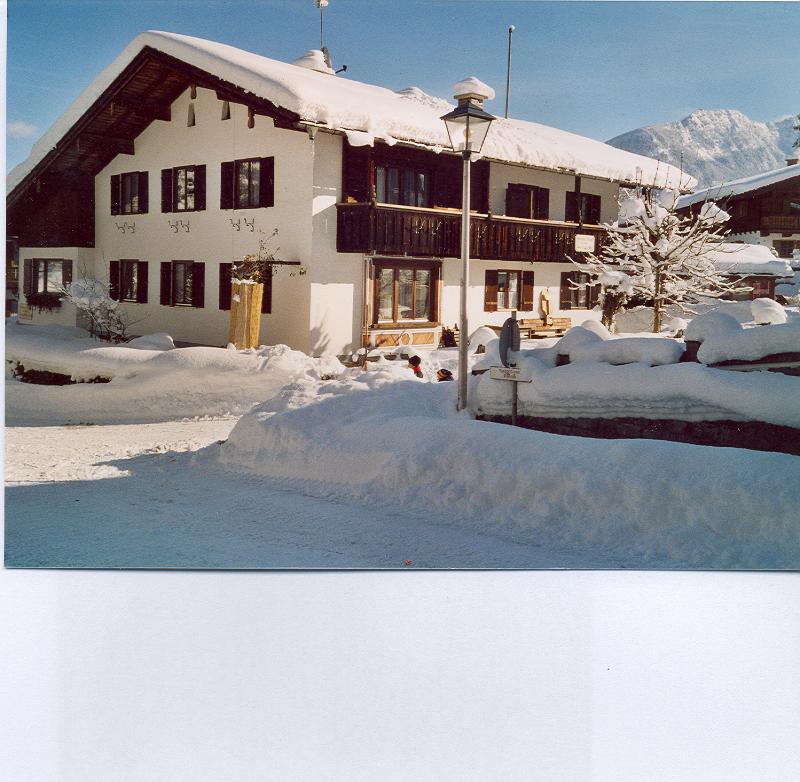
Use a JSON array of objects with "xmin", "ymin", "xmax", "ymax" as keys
[{"xmin": 5, "ymin": 420, "xmax": 602, "ymax": 569}]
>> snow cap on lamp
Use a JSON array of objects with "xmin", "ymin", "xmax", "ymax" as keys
[{"xmin": 451, "ymin": 76, "xmax": 496, "ymax": 107}]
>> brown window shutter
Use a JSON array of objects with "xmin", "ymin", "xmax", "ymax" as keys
[
  {"xmin": 160, "ymin": 262, "xmax": 172, "ymax": 305},
  {"xmin": 191, "ymin": 262, "xmax": 205, "ymax": 308},
  {"xmin": 259, "ymin": 157, "xmax": 275, "ymax": 208},
  {"xmin": 109, "ymin": 261, "xmax": 121, "ymax": 300},
  {"xmin": 23, "ymin": 259, "xmax": 33, "ymax": 296},
  {"xmin": 161, "ymin": 168, "xmax": 173, "ymax": 212},
  {"xmin": 590, "ymin": 195, "xmax": 601, "ymax": 224},
  {"xmin": 61, "ymin": 260, "xmax": 73, "ymax": 289},
  {"xmin": 110, "ymin": 175, "xmax": 121, "ymax": 215},
  {"xmin": 534, "ymin": 188, "xmax": 550, "ymax": 220},
  {"xmin": 136, "ymin": 261, "xmax": 149, "ymax": 304},
  {"xmin": 560, "ymin": 272, "xmax": 574, "ymax": 309},
  {"xmin": 565, "ymin": 192, "xmax": 578, "ymax": 223},
  {"xmin": 506, "ymin": 184, "xmax": 532, "ymax": 218},
  {"xmin": 261, "ymin": 265, "xmax": 273, "ymax": 313},
  {"xmin": 194, "ymin": 165, "xmax": 206, "ymax": 211},
  {"xmin": 138, "ymin": 171, "xmax": 149, "ymax": 213},
  {"xmin": 219, "ymin": 263, "xmax": 232, "ymax": 310},
  {"xmin": 220, "ymin": 161, "xmax": 234, "ymax": 209},
  {"xmin": 484, "ymin": 269, "xmax": 498, "ymax": 312},
  {"xmin": 521, "ymin": 270, "xmax": 535, "ymax": 311}
]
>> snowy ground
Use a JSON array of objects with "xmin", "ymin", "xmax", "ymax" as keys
[{"xmin": 5, "ymin": 320, "xmax": 800, "ymax": 570}]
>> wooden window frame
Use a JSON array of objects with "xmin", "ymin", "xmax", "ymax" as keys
[
  {"xmin": 565, "ymin": 192, "xmax": 601, "ymax": 225},
  {"xmin": 375, "ymin": 164, "xmax": 431, "ymax": 208},
  {"xmin": 496, "ymin": 270, "xmax": 522, "ymax": 311},
  {"xmin": 235, "ymin": 158, "xmax": 262, "ymax": 209},
  {"xmin": 119, "ymin": 260, "xmax": 139, "ymax": 303},
  {"xmin": 560, "ymin": 271, "xmax": 600, "ymax": 310},
  {"xmin": 505, "ymin": 184, "xmax": 550, "ymax": 220},
  {"xmin": 30, "ymin": 259, "xmax": 66, "ymax": 294},
  {"xmin": 173, "ymin": 166, "xmax": 197, "ymax": 212},
  {"xmin": 160, "ymin": 261, "xmax": 205, "ymax": 308},
  {"xmin": 372, "ymin": 260, "xmax": 439, "ymax": 327},
  {"xmin": 171, "ymin": 261, "xmax": 194, "ymax": 307}
]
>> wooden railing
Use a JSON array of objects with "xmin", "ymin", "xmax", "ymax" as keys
[
  {"xmin": 761, "ymin": 215, "xmax": 800, "ymax": 231},
  {"xmin": 336, "ymin": 203, "xmax": 605, "ymax": 262}
]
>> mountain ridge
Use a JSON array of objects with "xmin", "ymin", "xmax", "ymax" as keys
[{"xmin": 607, "ymin": 109, "xmax": 797, "ymax": 188}]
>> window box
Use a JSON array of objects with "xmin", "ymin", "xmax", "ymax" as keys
[{"xmin": 23, "ymin": 258, "xmax": 73, "ymax": 304}]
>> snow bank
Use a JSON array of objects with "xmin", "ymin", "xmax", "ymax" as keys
[
  {"xmin": 475, "ymin": 359, "xmax": 800, "ymax": 427},
  {"xmin": 698, "ymin": 321, "xmax": 800, "ymax": 365},
  {"xmin": 127, "ymin": 333, "xmax": 175, "ymax": 350},
  {"xmin": 751, "ymin": 297, "xmax": 787, "ymax": 325},
  {"xmin": 8, "ymin": 31, "xmax": 694, "ymax": 195},
  {"xmin": 568, "ymin": 337, "xmax": 684, "ymax": 366},
  {"xmin": 684, "ymin": 311, "xmax": 742, "ymax": 342},
  {"xmin": 217, "ymin": 374, "xmax": 800, "ymax": 567}
]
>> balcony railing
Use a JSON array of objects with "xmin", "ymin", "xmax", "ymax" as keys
[
  {"xmin": 761, "ymin": 215, "xmax": 800, "ymax": 232},
  {"xmin": 336, "ymin": 203, "xmax": 605, "ymax": 263}
]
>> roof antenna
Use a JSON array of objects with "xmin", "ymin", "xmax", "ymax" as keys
[
  {"xmin": 504, "ymin": 25, "xmax": 515, "ymax": 118},
  {"xmin": 315, "ymin": 0, "xmax": 328, "ymax": 50}
]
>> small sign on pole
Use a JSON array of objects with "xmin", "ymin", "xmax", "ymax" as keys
[
  {"xmin": 18, "ymin": 304, "xmax": 32, "ymax": 321},
  {"xmin": 574, "ymin": 234, "xmax": 596, "ymax": 253},
  {"xmin": 489, "ymin": 366, "xmax": 531, "ymax": 382}
]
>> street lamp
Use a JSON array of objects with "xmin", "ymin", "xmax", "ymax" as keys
[{"xmin": 441, "ymin": 77, "xmax": 495, "ymax": 411}]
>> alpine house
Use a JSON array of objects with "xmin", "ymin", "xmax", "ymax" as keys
[{"xmin": 7, "ymin": 31, "xmax": 695, "ymax": 356}]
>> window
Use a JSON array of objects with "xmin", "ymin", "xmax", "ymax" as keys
[
  {"xmin": 160, "ymin": 261, "xmax": 205, "ymax": 308},
  {"xmin": 749, "ymin": 278, "xmax": 774, "ymax": 299},
  {"xmin": 110, "ymin": 260, "xmax": 148, "ymax": 303},
  {"xmin": 484, "ymin": 270, "xmax": 534, "ymax": 312},
  {"xmin": 774, "ymin": 240, "xmax": 799, "ymax": 259},
  {"xmin": 375, "ymin": 165, "xmax": 430, "ymax": 207},
  {"xmin": 220, "ymin": 158, "xmax": 274, "ymax": 210},
  {"xmin": 161, "ymin": 165, "xmax": 206, "ymax": 212},
  {"xmin": 111, "ymin": 172, "xmax": 149, "ymax": 215},
  {"xmin": 560, "ymin": 271, "xmax": 600, "ymax": 309},
  {"xmin": 373, "ymin": 262, "xmax": 438, "ymax": 324},
  {"xmin": 505, "ymin": 184, "xmax": 550, "ymax": 220},
  {"xmin": 218, "ymin": 263, "xmax": 272, "ymax": 313},
  {"xmin": 565, "ymin": 192, "xmax": 601, "ymax": 224},
  {"xmin": 23, "ymin": 258, "xmax": 72, "ymax": 295}
]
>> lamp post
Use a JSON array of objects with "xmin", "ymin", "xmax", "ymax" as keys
[{"xmin": 441, "ymin": 78, "xmax": 495, "ymax": 411}]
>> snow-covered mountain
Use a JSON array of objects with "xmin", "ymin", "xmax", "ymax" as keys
[{"xmin": 607, "ymin": 109, "xmax": 797, "ymax": 187}]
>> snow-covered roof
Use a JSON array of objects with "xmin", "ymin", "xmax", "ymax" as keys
[
  {"xmin": 706, "ymin": 243, "xmax": 793, "ymax": 277},
  {"xmin": 8, "ymin": 30, "xmax": 695, "ymax": 194},
  {"xmin": 677, "ymin": 163, "xmax": 800, "ymax": 209}
]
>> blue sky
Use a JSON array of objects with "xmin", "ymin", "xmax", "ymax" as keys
[{"xmin": 6, "ymin": 1, "xmax": 800, "ymax": 171}]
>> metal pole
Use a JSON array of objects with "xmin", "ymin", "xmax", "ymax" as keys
[
  {"xmin": 510, "ymin": 309, "xmax": 518, "ymax": 426},
  {"xmin": 458, "ymin": 150, "xmax": 471, "ymax": 411},
  {"xmin": 504, "ymin": 26, "xmax": 514, "ymax": 119},
  {"xmin": 320, "ymin": 5, "xmax": 324, "ymax": 49}
]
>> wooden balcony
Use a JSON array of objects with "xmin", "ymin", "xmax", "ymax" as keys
[
  {"xmin": 336, "ymin": 203, "xmax": 605, "ymax": 263},
  {"xmin": 761, "ymin": 215, "xmax": 800, "ymax": 232}
]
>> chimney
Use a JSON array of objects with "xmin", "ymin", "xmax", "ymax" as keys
[{"xmin": 787, "ymin": 156, "xmax": 799, "ymax": 167}]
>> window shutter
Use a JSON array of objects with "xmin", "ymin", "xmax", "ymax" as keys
[
  {"xmin": 220, "ymin": 161, "xmax": 234, "ymax": 209},
  {"xmin": 160, "ymin": 262, "xmax": 172, "ymax": 305},
  {"xmin": 109, "ymin": 261, "xmax": 121, "ymax": 300},
  {"xmin": 261, "ymin": 266, "xmax": 273, "ymax": 314},
  {"xmin": 484, "ymin": 269, "xmax": 498, "ymax": 312},
  {"xmin": 590, "ymin": 195, "xmax": 601, "ymax": 225},
  {"xmin": 219, "ymin": 263, "xmax": 232, "ymax": 310},
  {"xmin": 136, "ymin": 261, "xmax": 149, "ymax": 304},
  {"xmin": 161, "ymin": 168, "xmax": 173, "ymax": 212},
  {"xmin": 138, "ymin": 171, "xmax": 149, "ymax": 213},
  {"xmin": 62, "ymin": 260, "xmax": 73, "ymax": 289},
  {"xmin": 259, "ymin": 157, "xmax": 275, "ymax": 208},
  {"xmin": 191, "ymin": 262, "xmax": 205, "ymax": 308},
  {"xmin": 560, "ymin": 272, "xmax": 573, "ymax": 310},
  {"xmin": 534, "ymin": 188, "xmax": 550, "ymax": 220},
  {"xmin": 565, "ymin": 192, "xmax": 578, "ymax": 223},
  {"xmin": 194, "ymin": 165, "xmax": 206, "ymax": 211},
  {"xmin": 506, "ymin": 185, "xmax": 532, "ymax": 218},
  {"xmin": 110, "ymin": 175, "xmax": 121, "ymax": 215},
  {"xmin": 521, "ymin": 271, "xmax": 535, "ymax": 311},
  {"xmin": 23, "ymin": 259, "xmax": 33, "ymax": 297}
]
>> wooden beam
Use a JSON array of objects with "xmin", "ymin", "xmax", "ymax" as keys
[
  {"xmin": 78, "ymin": 132, "xmax": 135, "ymax": 155},
  {"xmin": 110, "ymin": 97, "xmax": 171, "ymax": 122}
]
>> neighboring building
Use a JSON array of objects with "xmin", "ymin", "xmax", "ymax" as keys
[
  {"xmin": 7, "ymin": 31, "xmax": 692, "ymax": 356},
  {"xmin": 677, "ymin": 161, "xmax": 800, "ymax": 265},
  {"xmin": 6, "ymin": 237, "xmax": 20, "ymax": 316},
  {"xmin": 705, "ymin": 243, "xmax": 793, "ymax": 301}
]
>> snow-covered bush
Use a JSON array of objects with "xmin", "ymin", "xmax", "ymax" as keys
[
  {"xmin": 573, "ymin": 189, "xmax": 750, "ymax": 333},
  {"xmin": 61, "ymin": 278, "xmax": 142, "ymax": 342},
  {"xmin": 683, "ymin": 310, "xmax": 742, "ymax": 343},
  {"xmin": 751, "ymin": 297, "xmax": 787, "ymax": 325},
  {"xmin": 596, "ymin": 270, "xmax": 634, "ymax": 329}
]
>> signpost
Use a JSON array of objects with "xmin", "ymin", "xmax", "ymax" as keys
[{"xmin": 494, "ymin": 313, "xmax": 531, "ymax": 425}]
